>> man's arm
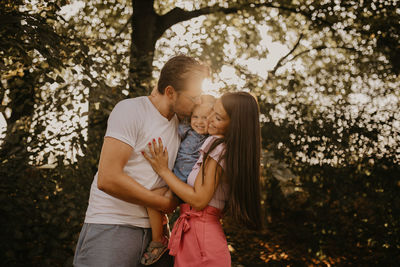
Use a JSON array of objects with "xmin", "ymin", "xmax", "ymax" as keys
[{"xmin": 97, "ymin": 137, "xmax": 178, "ymax": 213}]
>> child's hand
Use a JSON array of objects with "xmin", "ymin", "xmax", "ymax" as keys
[{"xmin": 142, "ymin": 138, "xmax": 169, "ymax": 176}]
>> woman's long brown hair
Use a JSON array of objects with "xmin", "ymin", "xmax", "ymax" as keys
[{"xmin": 202, "ymin": 92, "xmax": 263, "ymax": 230}]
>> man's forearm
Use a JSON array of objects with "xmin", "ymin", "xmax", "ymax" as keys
[{"xmin": 98, "ymin": 172, "xmax": 176, "ymax": 212}]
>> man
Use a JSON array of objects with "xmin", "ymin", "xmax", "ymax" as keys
[{"xmin": 73, "ymin": 55, "xmax": 209, "ymax": 266}]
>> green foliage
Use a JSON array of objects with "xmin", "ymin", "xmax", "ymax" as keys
[
  {"xmin": 259, "ymin": 96, "xmax": 400, "ymax": 264},
  {"xmin": 1, "ymin": 2, "xmax": 101, "ymax": 265},
  {"xmin": 0, "ymin": 157, "xmax": 92, "ymax": 266}
]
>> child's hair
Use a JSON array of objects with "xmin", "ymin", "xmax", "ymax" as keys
[
  {"xmin": 203, "ymin": 92, "xmax": 262, "ymax": 230},
  {"xmin": 200, "ymin": 94, "xmax": 216, "ymax": 106},
  {"xmin": 191, "ymin": 94, "xmax": 216, "ymax": 112}
]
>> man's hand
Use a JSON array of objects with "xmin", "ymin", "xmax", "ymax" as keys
[
  {"xmin": 152, "ymin": 187, "xmax": 179, "ymax": 213},
  {"xmin": 161, "ymin": 193, "xmax": 179, "ymax": 213}
]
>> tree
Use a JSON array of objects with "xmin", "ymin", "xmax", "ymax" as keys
[
  {"xmin": 71, "ymin": 0, "xmax": 399, "ymax": 162},
  {"xmin": 126, "ymin": 0, "xmax": 400, "ymax": 93}
]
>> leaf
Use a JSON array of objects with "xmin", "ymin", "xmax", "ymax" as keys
[
  {"xmin": 56, "ymin": 75, "xmax": 65, "ymax": 83},
  {"xmin": 82, "ymin": 79, "xmax": 91, "ymax": 87}
]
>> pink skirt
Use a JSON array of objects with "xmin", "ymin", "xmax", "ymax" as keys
[{"xmin": 168, "ymin": 203, "xmax": 231, "ymax": 267}]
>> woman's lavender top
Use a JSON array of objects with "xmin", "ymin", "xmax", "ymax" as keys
[{"xmin": 187, "ymin": 135, "xmax": 228, "ymax": 210}]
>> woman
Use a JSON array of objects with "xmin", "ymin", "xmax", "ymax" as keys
[{"xmin": 143, "ymin": 91, "xmax": 263, "ymax": 266}]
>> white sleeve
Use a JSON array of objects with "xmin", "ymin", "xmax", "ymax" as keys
[{"xmin": 105, "ymin": 100, "xmax": 139, "ymax": 148}]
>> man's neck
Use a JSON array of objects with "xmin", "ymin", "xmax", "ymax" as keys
[{"xmin": 148, "ymin": 91, "xmax": 174, "ymax": 121}]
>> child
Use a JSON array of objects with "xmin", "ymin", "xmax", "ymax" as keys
[
  {"xmin": 141, "ymin": 95, "xmax": 216, "ymax": 265},
  {"xmin": 143, "ymin": 92, "xmax": 263, "ymax": 266}
]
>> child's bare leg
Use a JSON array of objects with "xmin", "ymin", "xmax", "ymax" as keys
[
  {"xmin": 147, "ymin": 207, "xmax": 164, "ymax": 243},
  {"xmin": 148, "ymin": 186, "xmax": 169, "ymax": 242},
  {"xmin": 142, "ymin": 187, "xmax": 171, "ymax": 264}
]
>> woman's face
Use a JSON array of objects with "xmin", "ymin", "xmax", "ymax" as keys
[{"xmin": 207, "ymin": 99, "xmax": 230, "ymax": 137}]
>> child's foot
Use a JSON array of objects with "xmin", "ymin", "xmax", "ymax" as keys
[{"xmin": 140, "ymin": 237, "xmax": 168, "ymax": 265}]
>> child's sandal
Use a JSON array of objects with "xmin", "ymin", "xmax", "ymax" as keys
[{"xmin": 140, "ymin": 241, "xmax": 168, "ymax": 265}]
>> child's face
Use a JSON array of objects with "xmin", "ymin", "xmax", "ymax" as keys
[{"xmin": 191, "ymin": 104, "xmax": 212, "ymax": 135}]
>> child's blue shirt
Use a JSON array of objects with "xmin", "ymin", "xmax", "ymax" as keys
[{"xmin": 173, "ymin": 124, "xmax": 208, "ymax": 182}]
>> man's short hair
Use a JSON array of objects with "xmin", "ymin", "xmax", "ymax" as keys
[{"xmin": 157, "ymin": 55, "xmax": 210, "ymax": 94}]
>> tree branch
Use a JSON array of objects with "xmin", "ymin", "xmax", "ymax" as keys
[
  {"xmin": 157, "ymin": 2, "xmax": 334, "ymax": 38},
  {"xmin": 269, "ymin": 45, "xmax": 358, "ymax": 78},
  {"xmin": 272, "ymin": 33, "xmax": 303, "ymax": 75},
  {"xmin": 160, "ymin": 5, "xmax": 240, "ymax": 31},
  {"xmin": 115, "ymin": 15, "xmax": 132, "ymax": 37},
  {"xmin": 290, "ymin": 46, "xmax": 356, "ymax": 62}
]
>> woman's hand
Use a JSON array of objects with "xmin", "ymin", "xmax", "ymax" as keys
[{"xmin": 142, "ymin": 138, "xmax": 170, "ymax": 177}]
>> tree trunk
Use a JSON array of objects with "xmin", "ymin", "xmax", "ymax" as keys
[{"xmin": 129, "ymin": 0, "xmax": 159, "ymax": 97}]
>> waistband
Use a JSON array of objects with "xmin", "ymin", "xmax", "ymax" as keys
[{"xmin": 179, "ymin": 203, "xmax": 221, "ymax": 218}]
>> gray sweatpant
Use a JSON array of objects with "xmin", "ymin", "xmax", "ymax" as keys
[{"xmin": 73, "ymin": 223, "xmax": 173, "ymax": 267}]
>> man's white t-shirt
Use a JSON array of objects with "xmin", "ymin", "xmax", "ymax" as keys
[{"xmin": 84, "ymin": 96, "xmax": 180, "ymax": 228}]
